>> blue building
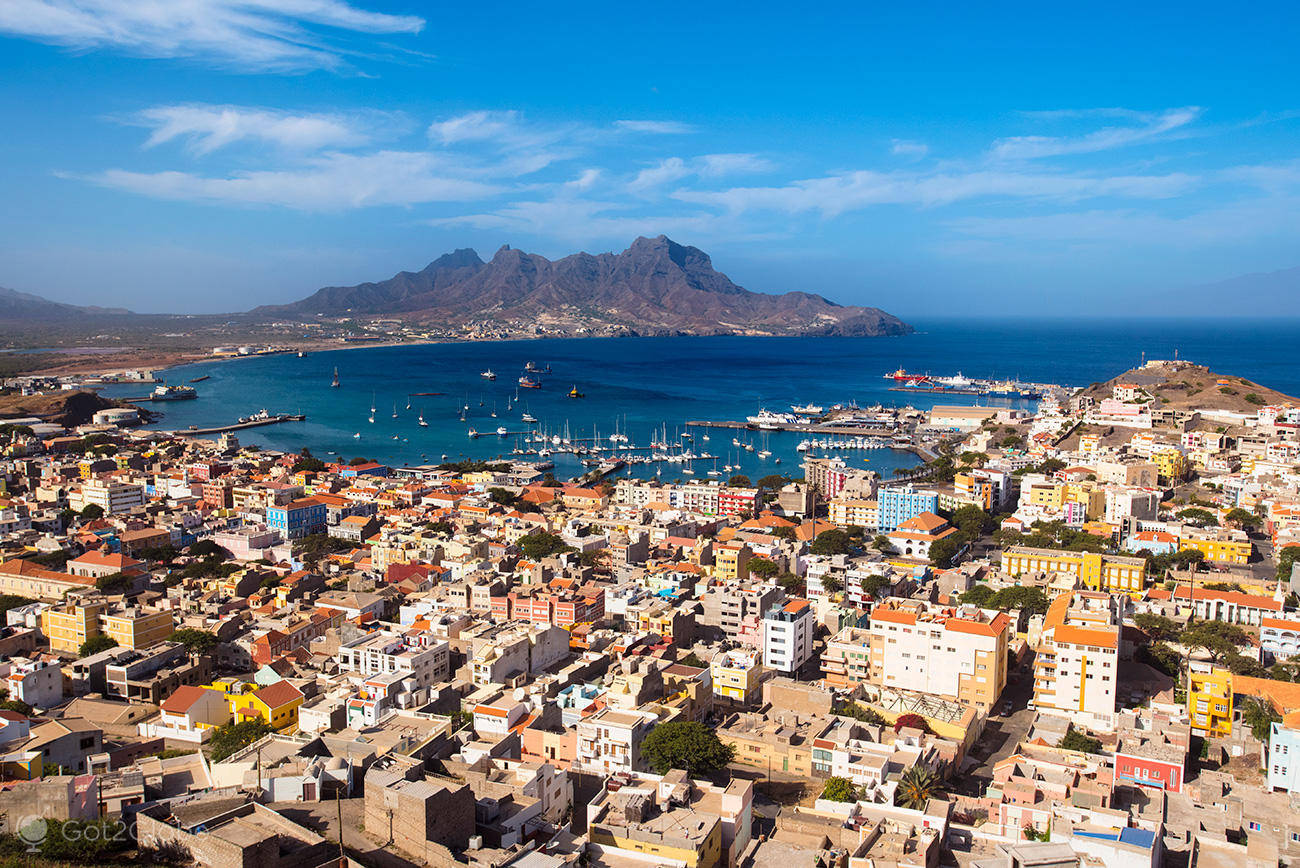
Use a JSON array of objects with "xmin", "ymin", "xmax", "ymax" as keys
[
  {"xmin": 1269, "ymin": 717, "xmax": 1300, "ymax": 793},
  {"xmin": 877, "ymin": 484, "xmax": 940, "ymax": 532},
  {"xmin": 266, "ymin": 497, "xmax": 327, "ymax": 540}
]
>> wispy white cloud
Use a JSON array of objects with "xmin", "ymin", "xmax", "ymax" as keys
[
  {"xmin": 674, "ymin": 168, "xmax": 1196, "ymax": 217},
  {"xmin": 136, "ymin": 104, "xmax": 373, "ymax": 155},
  {"xmin": 891, "ymin": 139, "xmax": 929, "ymax": 159},
  {"xmin": 990, "ymin": 106, "xmax": 1202, "ymax": 160},
  {"xmin": 76, "ymin": 151, "xmax": 501, "ymax": 210},
  {"xmin": 0, "ymin": 0, "xmax": 424, "ymax": 72},
  {"xmin": 428, "ymin": 110, "xmax": 522, "ymax": 145},
  {"xmin": 629, "ymin": 154, "xmax": 773, "ymax": 193},
  {"xmin": 614, "ymin": 120, "xmax": 695, "ymax": 135}
]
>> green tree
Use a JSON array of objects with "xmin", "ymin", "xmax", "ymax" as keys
[
  {"xmin": 425, "ymin": 519, "xmax": 454, "ymax": 536},
  {"xmin": 1133, "ymin": 613, "xmax": 1181, "ymax": 642},
  {"xmin": 756, "ymin": 475, "xmax": 791, "ymax": 490},
  {"xmin": 1176, "ymin": 507, "xmax": 1219, "ymax": 527},
  {"xmin": 0, "ymin": 698, "xmax": 34, "ymax": 716},
  {"xmin": 94, "ymin": 571, "xmax": 135, "ymax": 594},
  {"xmin": 1183, "ymin": 620, "xmax": 1251, "ymax": 663},
  {"xmin": 810, "ymin": 528, "xmax": 852, "ymax": 556},
  {"xmin": 209, "ymin": 719, "xmax": 273, "ymax": 761},
  {"xmin": 928, "ymin": 536, "xmax": 963, "ymax": 568},
  {"xmin": 821, "ymin": 776, "xmax": 860, "ymax": 802},
  {"xmin": 988, "ymin": 586, "xmax": 1050, "ymax": 615},
  {"xmin": 678, "ymin": 652, "xmax": 709, "ymax": 669},
  {"xmin": 0, "ymin": 594, "xmax": 34, "ymax": 613},
  {"xmin": 487, "ymin": 487, "xmax": 521, "ymax": 507},
  {"xmin": 749, "ymin": 558, "xmax": 779, "ymax": 578},
  {"xmin": 1223, "ymin": 508, "xmax": 1258, "ymax": 529},
  {"xmin": 448, "ymin": 708, "xmax": 473, "ymax": 733},
  {"xmin": 872, "ymin": 534, "xmax": 892, "ymax": 552},
  {"xmin": 517, "ymin": 531, "xmax": 574, "ymax": 561},
  {"xmin": 831, "ymin": 700, "xmax": 885, "ymax": 726},
  {"xmin": 960, "ymin": 584, "xmax": 994, "ymax": 607},
  {"xmin": 1240, "ymin": 697, "xmax": 1281, "ymax": 742},
  {"xmin": 727, "ymin": 474, "xmax": 751, "ymax": 487},
  {"xmin": 79, "ymin": 503, "xmax": 104, "ymax": 520},
  {"xmin": 821, "ymin": 574, "xmax": 844, "ymax": 593},
  {"xmin": 640, "ymin": 721, "xmax": 736, "ymax": 776},
  {"xmin": 79, "ymin": 634, "xmax": 118, "ymax": 657},
  {"xmin": 1277, "ymin": 545, "xmax": 1300, "ymax": 582},
  {"xmin": 951, "ymin": 504, "xmax": 993, "ymax": 539},
  {"xmin": 895, "ymin": 766, "xmax": 942, "ymax": 809},
  {"xmin": 771, "ymin": 525, "xmax": 797, "ymax": 542},
  {"xmin": 859, "ymin": 573, "xmax": 892, "ymax": 599},
  {"xmin": 189, "ymin": 538, "xmax": 224, "ymax": 558},
  {"xmin": 170, "ymin": 628, "xmax": 218, "ymax": 654},
  {"xmin": 292, "ymin": 456, "xmax": 327, "ymax": 473},
  {"xmin": 1058, "ymin": 726, "xmax": 1103, "ymax": 754},
  {"xmin": 1244, "ymin": 393, "xmax": 1264, "ymax": 405}
]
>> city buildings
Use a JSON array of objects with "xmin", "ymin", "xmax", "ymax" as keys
[{"xmin": 1032, "ymin": 591, "xmax": 1121, "ymax": 731}]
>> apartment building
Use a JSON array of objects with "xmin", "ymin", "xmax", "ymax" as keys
[
  {"xmin": 466, "ymin": 620, "xmax": 570, "ymax": 687},
  {"xmin": 575, "ymin": 706, "xmax": 661, "ymax": 773},
  {"xmin": 863, "ymin": 600, "xmax": 1010, "ymax": 710},
  {"xmin": 1032, "ymin": 591, "xmax": 1120, "ymax": 731},
  {"xmin": 1186, "ymin": 667, "xmax": 1234, "ymax": 738},
  {"xmin": 821, "ymin": 626, "xmax": 873, "ymax": 690},
  {"xmin": 698, "ymin": 583, "xmax": 782, "ymax": 642},
  {"xmin": 711, "ymin": 649, "xmax": 763, "ymax": 705},
  {"xmin": 713, "ymin": 543, "xmax": 752, "ymax": 581},
  {"xmin": 337, "ymin": 630, "xmax": 451, "ymax": 690},
  {"xmin": 829, "ymin": 498, "xmax": 879, "ymax": 530},
  {"xmin": 762, "ymin": 599, "xmax": 814, "ymax": 674},
  {"xmin": 1002, "ymin": 547, "xmax": 1147, "ymax": 595},
  {"xmin": 72, "ymin": 480, "xmax": 145, "ymax": 515},
  {"xmin": 877, "ymin": 484, "xmax": 941, "ymax": 533}
]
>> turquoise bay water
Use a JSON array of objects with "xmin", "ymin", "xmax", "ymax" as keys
[{"xmin": 100, "ymin": 317, "xmax": 1300, "ymax": 481}]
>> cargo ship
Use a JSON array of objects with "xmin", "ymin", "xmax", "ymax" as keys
[
  {"xmin": 883, "ymin": 368, "xmax": 932, "ymax": 385},
  {"xmin": 518, "ymin": 376, "xmax": 541, "ymax": 389},
  {"xmin": 151, "ymin": 384, "xmax": 197, "ymax": 401}
]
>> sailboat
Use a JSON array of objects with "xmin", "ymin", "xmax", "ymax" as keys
[
  {"xmin": 368, "ymin": 392, "xmax": 376, "ymax": 424},
  {"xmin": 392, "ymin": 402, "xmax": 398, "ymax": 419},
  {"xmin": 406, "ymin": 398, "xmax": 411, "ymax": 410},
  {"xmin": 418, "ymin": 409, "xmax": 428, "ymax": 427},
  {"xmin": 331, "ymin": 367, "xmax": 340, "ymax": 388}
]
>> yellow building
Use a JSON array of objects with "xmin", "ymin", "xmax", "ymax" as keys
[
  {"xmin": 1025, "ymin": 481, "xmax": 1065, "ymax": 512},
  {"xmin": 710, "ymin": 650, "xmax": 762, "ymax": 704},
  {"xmin": 100, "ymin": 608, "xmax": 174, "ymax": 649},
  {"xmin": 829, "ymin": 498, "xmax": 879, "ymax": 528},
  {"xmin": 1063, "ymin": 481, "xmax": 1106, "ymax": 520},
  {"xmin": 713, "ymin": 543, "xmax": 751, "ymax": 582},
  {"xmin": 1179, "ymin": 532, "xmax": 1252, "ymax": 566},
  {"xmin": 1151, "ymin": 447, "xmax": 1190, "ymax": 484},
  {"xmin": 953, "ymin": 473, "xmax": 994, "ymax": 509},
  {"xmin": 1002, "ymin": 547, "xmax": 1146, "ymax": 594},
  {"xmin": 588, "ymin": 783, "xmax": 724, "ymax": 868},
  {"xmin": 229, "ymin": 680, "xmax": 304, "ymax": 731},
  {"xmin": 41, "ymin": 601, "xmax": 105, "ymax": 654},
  {"xmin": 1187, "ymin": 668, "xmax": 1233, "ymax": 737},
  {"xmin": 41, "ymin": 601, "xmax": 174, "ymax": 654}
]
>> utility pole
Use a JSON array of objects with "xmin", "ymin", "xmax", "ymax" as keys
[{"xmin": 336, "ymin": 788, "xmax": 344, "ymax": 860}]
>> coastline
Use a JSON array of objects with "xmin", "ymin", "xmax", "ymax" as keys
[{"xmin": 22, "ymin": 328, "xmax": 917, "ymax": 380}]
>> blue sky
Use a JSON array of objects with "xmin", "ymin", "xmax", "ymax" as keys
[{"xmin": 0, "ymin": 1, "xmax": 1297, "ymax": 316}]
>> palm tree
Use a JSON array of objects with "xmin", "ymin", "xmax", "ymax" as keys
[{"xmin": 895, "ymin": 765, "xmax": 941, "ymax": 810}]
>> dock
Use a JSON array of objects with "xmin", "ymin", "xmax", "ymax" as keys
[
  {"xmin": 177, "ymin": 414, "xmax": 306, "ymax": 435},
  {"xmin": 687, "ymin": 420, "xmax": 894, "ymax": 436}
]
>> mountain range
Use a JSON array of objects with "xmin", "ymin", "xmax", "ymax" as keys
[
  {"xmin": 255, "ymin": 235, "xmax": 913, "ymax": 337},
  {"xmin": 0, "ymin": 286, "xmax": 131, "ymax": 321}
]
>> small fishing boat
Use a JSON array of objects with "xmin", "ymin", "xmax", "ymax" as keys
[
  {"xmin": 518, "ymin": 376, "xmax": 541, "ymax": 389},
  {"xmin": 568, "ymin": 386, "xmax": 584, "ymax": 398},
  {"xmin": 481, "ymin": 369, "xmax": 496, "ymax": 380}
]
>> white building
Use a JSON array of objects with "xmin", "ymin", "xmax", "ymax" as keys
[
  {"xmin": 762, "ymin": 599, "xmax": 815, "ymax": 674},
  {"xmin": 72, "ymin": 480, "xmax": 145, "ymax": 515},
  {"xmin": 3, "ymin": 657, "xmax": 63, "ymax": 708},
  {"xmin": 575, "ymin": 706, "xmax": 660, "ymax": 774},
  {"xmin": 337, "ymin": 630, "xmax": 450, "ymax": 691},
  {"xmin": 1032, "ymin": 591, "xmax": 1120, "ymax": 732}
]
